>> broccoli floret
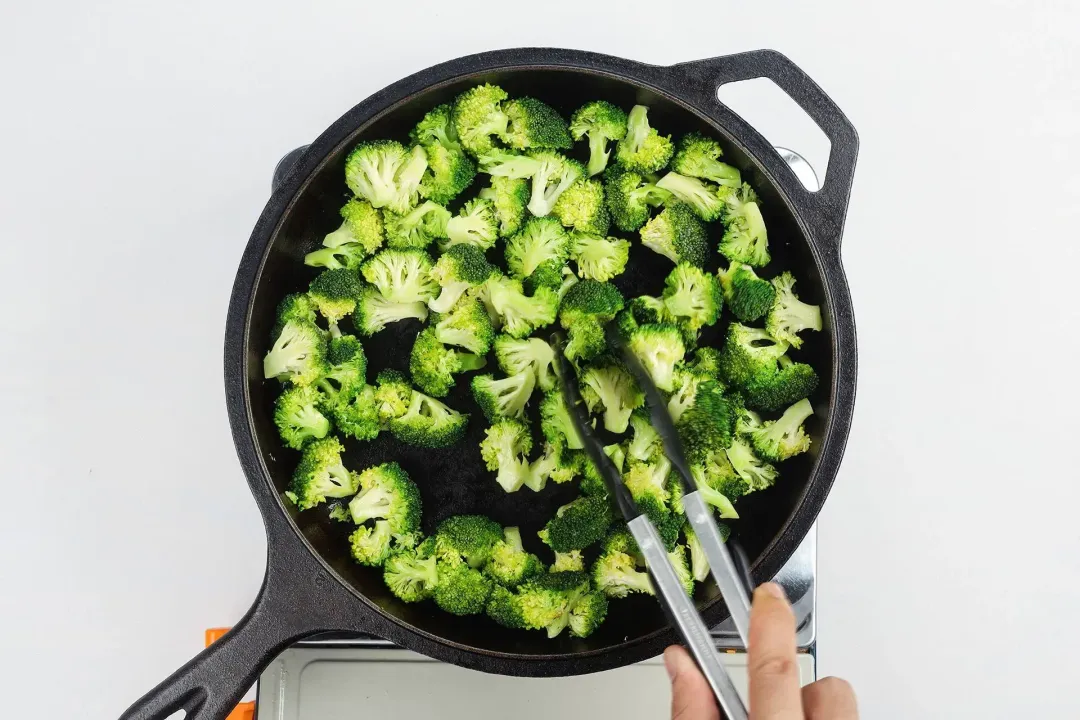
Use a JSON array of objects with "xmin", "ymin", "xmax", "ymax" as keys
[
  {"xmin": 552, "ymin": 179, "xmax": 610, "ymax": 235},
  {"xmin": 383, "ymin": 537, "xmax": 439, "ymax": 603},
  {"xmin": 273, "ymin": 293, "xmax": 318, "ymax": 334},
  {"xmin": 623, "ymin": 456, "xmax": 679, "ymax": 550},
  {"xmin": 640, "ymin": 202, "xmax": 708, "ymax": 268},
  {"xmin": 671, "ymin": 133, "xmax": 742, "ymax": 187},
  {"xmin": 662, "ymin": 263, "xmax": 722, "ymax": 333},
  {"xmin": 718, "ymin": 261, "xmax": 776, "ymax": 323},
  {"xmin": 579, "ymin": 443, "xmax": 624, "ymax": 497},
  {"xmin": 526, "ymin": 151, "xmax": 585, "ymax": 217},
  {"xmin": 524, "ymin": 442, "xmax": 580, "ymax": 492},
  {"xmin": 360, "ymin": 249, "xmax": 438, "ymax": 304},
  {"xmin": 353, "ymin": 286, "xmax": 428, "ymax": 336},
  {"xmin": 615, "ymin": 105, "xmax": 673, "ymax": 173},
  {"xmin": 344, "ymin": 140, "xmax": 427, "ymax": 213},
  {"xmin": 747, "ymin": 399, "xmax": 814, "ymax": 462},
  {"xmin": 717, "ymin": 323, "xmax": 790, "ymax": 388},
  {"xmin": 435, "ymin": 515, "xmax": 504, "ymax": 568},
  {"xmin": 504, "ymin": 216, "xmax": 571, "ymax": 280},
  {"xmin": 684, "ymin": 526, "xmax": 710, "ymax": 582},
  {"xmin": 427, "ymin": 244, "xmax": 496, "ymax": 314},
  {"xmin": 602, "ymin": 526, "xmax": 643, "ymax": 564},
  {"xmin": 434, "ymin": 562, "xmax": 494, "ymax": 615},
  {"xmin": 332, "ymin": 384, "xmax": 381, "ymax": 442},
  {"xmin": 485, "ymin": 527, "xmax": 543, "ymax": 587},
  {"xmin": 627, "ymin": 295, "xmax": 671, "ymax": 326},
  {"xmin": 347, "ymin": 462, "xmax": 421, "ymax": 535},
  {"xmin": 480, "ymin": 419, "xmax": 533, "ymax": 492},
  {"xmin": 273, "ymin": 385, "xmax": 331, "ymax": 450},
  {"xmin": 551, "ymin": 549, "xmax": 585, "ymax": 572},
  {"xmin": 539, "ymin": 389, "xmax": 584, "ymax": 450},
  {"xmin": 604, "ymin": 165, "xmax": 672, "ymax": 232},
  {"xmin": 568, "ymin": 590, "xmax": 608, "ymax": 638},
  {"xmin": 471, "ymin": 372, "xmax": 535, "ymax": 422},
  {"xmin": 666, "ymin": 365, "xmax": 709, "ymax": 423},
  {"xmin": 516, "ymin": 571, "xmax": 592, "ymax": 637},
  {"xmin": 538, "ymin": 496, "xmax": 613, "ymax": 552},
  {"xmin": 411, "ymin": 103, "xmax": 461, "ymax": 151},
  {"xmin": 477, "ymin": 148, "xmax": 545, "ymax": 178},
  {"xmin": 627, "ymin": 409, "xmax": 662, "ymax": 463},
  {"xmin": 717, "ymin": 183, "xmax": 769, "ymax": 267},
  {"xmin": 478, "ymin": 176, "xmax": 529, "ymax": 237},
  {"xmin": 570, "ymin": 101, "xmax": 628, "ymax": 177},
  {"xmin": 264, "ymin": 319, "xmax": 327, "ymax": 386},
  {"xmin": 689, "ymin": 346, "xmax": 723, "ymax": 379},
  {"xmin": 432, "ymin": 297, "xmax": 495, "ymax": 355},
  {"xmin": 494, "ymin": 335, "xmax": 556, "ymax": 392},
  {"xmin": 411, "ymin": 105, "xmax": 476, "ymax": 204},
  {"xmin": 383, "ymin": 201, "xmax": 451, "ymax": 249},
  {"xmin": 409, "ymin": 327, "xmax": 485, "ymax": 397},
  {"xmin": 372, "ymin": 369, "xmax": 413, "ymax": 426},
  {"xmin": 627, "ymin": 323, "xmax": 686, "ymax": 392},
  {"xmin": 593, "ymin": 550, "xmax": 653, "ymax": 598},
  {"xmin": 305, "ymin": 242, "xmax": 369, "ymax": 272},
  {"xmin": 350, "ymin": 521, "xmax": 393, "ymax": 566},
  {"xmin": 285, "ymin": 437, "xmax": 357, "ymax": 510},
  {"xmin": 562, "ymin": 319, "xmax": 606, "ymax": 364},
  {"xmin": 559, "ymin": 279, "xmax": 625, "ymax": 326},
  {"xmin": 442, "ymin": 197, "xmax": 499, "ymax": 253},
  {"xmin": 309, "ymin": 268, "xmax": 363, "ymax": 325},
  {"xmin": 328, "ymin": 501, "xmax": 352, "ymax": 523},
  {"xmin": 570, "ymin": 232, "xmax": 630, "ymax": 282},
  {"xmin": 317, "ymin": 197, "xmax": 385, "ymax": 259},
  {"xmin": 580, "ymin": 358, "xmax": 643, "ymax": 433},
  {"xmin": 523, "ymin": 259, "xmax": 565, "ymax": 295},
  {"xmin": 501, "ymin": 97, "xmax": 573, "ymax": 150},
  {"xmin": 451, "ymin": 84, "xmax": 510, "ymax": 156},
  {"xmin": 389, "ymin": 389, "xmax": 469, "ymax": 448},
  {"xmin": 726, "ymin": 437, "xmax": 779, "ymax": 492},
  {"xmin": 668, "ymin": 544, "xmax": 694, "ymax": 596},
  {"xmin": 486, "ymin": 584, "xmax": 527, "ymax": 629},
  {"xmin": 655, "ymin": 172, "xmax": 724, "ymax": 222},
  {"xmin": 766, "ymin": 272, "xmax": 822, "ymax": 349},
  {"xmin": 677, "ymin": 380, "xmax": 737, "ymax": 464},
  {"xmin": 689, "ymin": 456, "xmax": 741, "ymax": 519},
  {"xmin": 744, "ymin": 355, "xmax": 819, "ymax": 412},
  {"xmin": 484, "ymin": 276, "xmax": 559, "ymax": 338}
]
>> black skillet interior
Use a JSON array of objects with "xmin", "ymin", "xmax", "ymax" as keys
[{"xmin": 247, "ymin": 67, "xmax": 836, "ymax": 657}]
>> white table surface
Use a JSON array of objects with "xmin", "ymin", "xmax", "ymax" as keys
[{"xmin": 2, "ymin": 1, "xmax": 1078, "ymax": 718}]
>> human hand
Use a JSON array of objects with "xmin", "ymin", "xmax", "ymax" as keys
[{"xmin": 664, "ymin": 583, "xmax": 858, "ymax": 719}]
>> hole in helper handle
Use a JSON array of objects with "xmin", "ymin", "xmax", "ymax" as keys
[{"xmin": 668, "ymin": 50, "xmax": 859, "ymax": 253}]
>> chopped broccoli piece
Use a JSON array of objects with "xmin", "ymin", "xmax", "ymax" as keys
[
  {"xmin": 409, "ymin": 327, "xmax": 485, "ymax": 397},
  {"xmin": 593, "ymin": 550, "xmax": 653, "ymax": 598},
  {"xmin": 563, "ymin": 319, "xmax": 607, "ymax": 364},
  {"xmin": 486, "ymin": 584, "xmax": 527, "ymax": 629},
  {"xmin": 640, "ymin": 202, "xmax": 708, "ymax": 268},
  {"xmin": 538, "ymin": 496, "xmax": 613, "ymax": 553},
  {"xmin": 411, "ymin": 105, "xmax": 476, "ymax": 205},
  {"xmin": 677, "ymin": 380, "xmax": 737, "ymax": 463},
  {"xmin": 656, "ymin": 172, "xmax": 724, "ymax": 221},
  {"xmin": 332, "ymin": 384, "xmax": 381, "ymax": 442},
  {"xmin": 433, "ymin": 297, "xmax": 495, "ymax": 355},
  {"xmin": 579, "ymin": 443, "xmax": 624, "ymax": 498},
  {"xmin": 383, "ymin": 201, "xmax": 451, "ymax": 249},
  {"xmin": 662, "ymin": 263, "xmax": 722, "ymax": 333},
  {"xmin": 627, "ymin": 409, "xmax": 662, "ymax": 464},
  {"xmin": 570, "ymin": 232, "xmax": 630, "ymax": 282},
  {"xmin": 684, "ymin": 526, "xmax": 710, "ymax": 582},
  {"xmin": 717, "ymin": 183, "xmax": 769, "ymax": 267},
  {"xmin": 305, "ymin": 242, "xmax": 369, "ymax": 272},
  {"xmin": 526, "ymin": 151, "xmax": 585, "ymax": 217},
  {"xmin": 689, "ymin": 458, "xmax": 741, "ymax": 519},
  {"xmin": 602, "ymin": 526, "xmax": 643, "ymax": 565},
  {"xmin": 478, "ymin": 176, "xmax": 529, "ymax": 237},
  {"xmin": 480, "ymin": 419, "xmax": 534, "ymax": 492},
  {"xmin": 484, "ymin": 275, "xmax": 559, "ymax": 338},
  {"xmin": 671, "ymin": 132, "xmax": 741, "ymax": 187},
  {"xmin": 504, "ymin": 216, "xmax": 571, "ymax": 280},
  {"xmin": 494, "ymin": 335, "xmax": 557, "ymax": 392},
  {"xmin": 623, "ymin": 456, "xmax": 679, "ymax": 550},
  {"xmin": 726, "ymin": 437, "xmax": 779, "ymax": 492},
  {"xmin": 350, "ymin": 521, "xmax": 393, "ymax": 566},
  {"xmin": 568, "ymin": 590, "xmax": 608, "ymax": 638},
  {"xmin": 347, "ymin": 461, "xmax": 422, "ymax": 537},
  {"xmin": 570, "ymin": 100, "xmax": 628, "ymax": 177},
  {"xmin": 689, "ymin": 346, "xmax": 723, "ymax": 379},
  {"xmin": 319, "ymin": 335, "xmax": 375, "ymax": 434},
  {"xmin": 717, "ymin": 323, "xmax": 790, "ymax": 388},
  {"xmin": 308, "ymin": 198, "xmax": 385, "ymax": 269},
  {"xmin": 627, "ymin": 322, "xmax": 686, "ymax": 391},
  {"xmin": 309, "ymin": 268, "xmax": 362, "ymax": 324},
  {"xmin": 435, "ymin": 515, "xmax": 504, "ymax": 568},
  {"xmin": 580, "ymin": 357, "xmax": 643, "ymax": 433},
  {"xmin": 604, "ymin": 165, "xmax": 672, "ymax": 232},
  {"xmin": 344, "ymin": 140, "xmax": 427, "ymax": 213},
  {"xmin": 383, "ymin": 537, "xmax": 439, "ymax": 602},
  {"xmin": 559, "ymin": 279, "xmax": 625, "ymax": 363},
  {"xmin": 525, "ymin": 442, "xmax": 580, "ymax": 492},
  {"xmin": 516, "ymin": 571, "xmax": 592, "ymax": 638},
  {"xmin": 434, "ymin": 562, "xmax": 494, "ymax": 615},
  {"xmin": 667, "ymin": 365, "xmax": 709, "ymax": 423},
  {"xmin": 273, "ymin": 293, "xmax": 318, "ymax": 335},
  {"xmin": 747, "ymin": 398, "xmax": 814, "ymax": 462},
  {"xmin": 428, "ymin": 243, "xmax": 497, "ymax": 314},
  {"xmin": 328, "ymin": 502, "xmax": 351, "ymax": 523},
  {"xmin": 766, "ymin": 272, "xmax": 822, "ymax": 349},
  {"xmin": 442, "ymin": 197, "xmax": 499, "ymax": 252},
  {"xmin": 354, "ymin": 286, "xmax": 428, "ymax": 336},
  {"xmin": 372, "ymin": 369, "xmax": 413, "ymax": 426},
  {"xmin": 522, "ymin": 259, "xmax": 565, "ymax": 295},
  {"xmin": 360, "ymin": 249, "xmax": 438, "ymax": 304},
  {"xmin": 471, "ymin": 372, "xmax": 535, "ymax": 422},
  {"xmin": 540, "ymin": 389, "xmax": 584, "ymax": 450},
  {"xmin": 273, "ymin": 385, "xmax": 331, "ymax": 450},
  {"xmin": 551, "ymin": 550, "xmax": 585, "ymax": 572},
  {"xmin": 744, "ymin": 355, "xmax": 819, "ymax": 412},
  {"xmin": 668, "ymin": 544, "xmax": 694, "ymax": 596},
  {"xmin": 477, "ymin": 148, "xmax": 545, "ymax": 178},
  {"xmin": 628, "ymin": 295, "xmax": 671, "ymax": 325},
  {"xmin": 411, "ymin": 103, "xmax": 462, "ymax": 152},
  {"xmin": 485, "ymin": 527, "xmax": 544, "ymax": 587},
  {"xmin": 389, "ymin": 389, "xmax": 469, "ymax": 448},
  {"xmin": 452, "ymin": 84, "xmax": 510, "ymax": 156},
  {"xmin": 285, "ymin": 437, "xmax": 357, "ymax": 510},
  {"xmin": 552, "ymin": 179, "xmax": 610, "ymax": 235},
  {"xmin": 264, "ymin": 319, "xmax": 327, "ymax": 386},
  {"xmin": 718, "ymin": 261, "xmax": 776, "ymax": 323},
  {"xmin": 615, "ymin": 105, "xmax": 673, "ymax": 173},
  {"xmin": 501, "ymin": 97, "xmax": 572, "ymax": 150}
]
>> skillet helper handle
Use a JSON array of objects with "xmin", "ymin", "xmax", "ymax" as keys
[
  {"xmin": 670, "ymin": 50, "xmax": 859, "ymax": 251},
  {"xmin": 628, "ymin": 516, "xmax": 748, "ymax": 720}
]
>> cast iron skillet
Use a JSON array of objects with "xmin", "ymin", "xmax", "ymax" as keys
[{"xmin": 120, "ymin": 48, "xmax": 858, "ymax": 720}]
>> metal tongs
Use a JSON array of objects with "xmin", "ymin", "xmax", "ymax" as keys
[{"xmin": 552, "ymin": 328, "xmax": 753, "ymax": 720}]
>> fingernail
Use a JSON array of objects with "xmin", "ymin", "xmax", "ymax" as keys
[
  {"xmin": 759, "ymin": 582, "xmax": 786, "ymax": 601},
  {"xmin": 663, "ymin": 647, "xmax": 679, "ymax": 680}
]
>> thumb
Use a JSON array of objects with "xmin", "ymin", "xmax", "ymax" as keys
[{"xmin": 664, "ymin": 645, "xmax": 720, "ymax": 720}]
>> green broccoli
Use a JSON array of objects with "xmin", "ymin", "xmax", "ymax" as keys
[
  {"xmin": 627, "ymin": 409, "xmax": 662, "ymax": 464},
  {"xmin": 500, "ymin": 97, "xmax": 573, "ymax": 150},
  {"xmin": 604, "ymin": 165, "xmax": 672, "ymax": 232},
  {"xmin": 744, "ymin": 355, "xmax": 819, "ymax": 412},
  {"xmin": 360, "ymin": 249, "xmax": 438, "ymax": 304},
  {"xmin": 671, "ymin": 132, "xmax": 742, "ymax": 187},
  {"xmin": 309, "ymin": 268, "xmax": 363, "ymax": 325},
  {"xmin": 452, "ymin": 84, "xmax": 510, "ymax": 156},
  {"xmin": 655, "ymin": 172, "xmax": 724, "ymax": 222},
  {"xmin": 747, "ymin": 398, "xmax": 814, "ymax": 462},
  {"xmin": 485, "ymin": 527, "xmax": 543, "ymax": 587},
  {"xmin": 353, "ymin": 286, "xmax": 429, "ymax": 336},
  {"xmin": 435, "ymin": 515, "xmax": 504, "ymax": 568},
  {"xmin": 666, "ymin": 365, "xmax": 709, "ymax": 423},
  {"xmin": 350, "ymin": 521, "xmax": 393, "ymax": 566},
  {"xmin": 593, "ymin": 550, "xmax": 653, "ymax": 598},
  {"xmin": 307, "ymin": 198, "xmax": 385, "ymax": 269},
  {"xmin": 580, "ymin": 357, "xmax": 643, "ymax": 433},
  {"xmin": 603, "ymin": 526, "xmax": 644, "ymax": 565},
  {"xmin": 504, "ymin": 216, "xmax": 571, "ymax": 280},
  {"xmin": 526, "ymin": 151, "xmax": 585, "ymax": 217},
  {"xmin": 551, "ymin": 549, "xmax": 585, "ymax": 572},
  {"xmin": 552, "ymin": 179, "xmax": 610, "ymax": 235},
  {"xmin": 486, "ymin": 584, "xmax": 528, "ymax": 629},
  {"xmin": 640, "ymin": 202, "xmax": 708, "ymax": 268},
  {"xmin": 677, "ymin": 379, "xmax": 737, "ymax": 463},
  {"xmin": 477, "ymin": 148, "xmax": 544, "ymax": 178},
  {"xmin": 480, "ymin": 419, "xmax": 534, "ymax": 492},
  {"xmin": 662, "ymin": 263, "xmax": 722, "ymax": 333},
  {"xmin": 383, "ymin": 201, "xmax": 451, "ymax": 249},
  {"xmin": 411, "ymin": 105, "xmax": 476, "ymax": 205},
  {"xmin": 372, "ymin": 369, "xmax": 413, "ymax": 426},
  {"xmin": 628, "ymin": 295, "xmax": 671, "ymax": 325},
  {"xmin": 264, "ymin": 319, "xmax": 327, "ymax": 386},
  {"xmin": 525, "ymin": 442, "xmax": 580, "ymax": 492},
  {"xmin": 427, "ymin": 244, "xmax": 496, "ymax": 313},
  {"xmin": 766, "ymin": 272, "xmax": 822, "ymax": 349},
  {"xmin": 568, "ymin": 590, "xmax": 608, "ymax": 638},
  {"xmin": 285, "ymin": 436, "xmax": 358, "ymax": 510},
  {"xmin": 717, "ymin": 323, "xmax": 790, "ymax": 388},
  {"xmin": 494, "ymin": 335, "xmax": 556, "ymax": 391},
  {"xmin": 563, "ymin": 318, "xmax": 607, "ymax": 364},
  {"xmin": 615, "ymin": 105, "xmax": 673, "ymax": 173},
  {"xmin": 668, "ymin": 544, "xmax": 694, "ymax": 596},
  {"xmin": 442, "ymin": 197, "xmax": 499, "ymax": 252},
  {"xmin": 558, "ymin": 279, "xmax": 625, "ymax": 362},
  {"xmin": 383, "ymin": 537, "xmax": 439, "ymax": 603},
  {"xmin": 434, "ymin": 561, "xmax": 494, "ymax": 615},
  {"xmin": 432, "ymin": 297, "xmax": 495, "ymax": 355},
  {"xmin": 579, "ymin": 443, "xmax": 624, "ymax": 498},
  {"xmin": 484, "ymin": 275, "xmax": 559, "ymax": 338},
  {"xmin": 522, "ymin": 259, "xmax": 565, "ymax": 295},
  {"xmin": 389, "ymin": 389, "xmax": 469, "ymax": 448},
  {"xmin": 623, "ymin": 456, "xmax": 679, "ymax": 550},
  {"xmin": 717, "ymin": 183, "xmax": 769, "ymax": 267},
  {"xmin": 471, "ymin": 372, "xmax": 536, "ymax": 422},
  {"xmin": 689, "ymin": 457, "xmax": 741, "ymax": 519},
  {"xmin": 344, "ymin": 140, "xmax": 427, "ymax": 213},
  {"xmin": 272, "ymin": 293, "xmax": 317, "ymax": 334},
  {"xmin": 689, "ymin": 346, "xmax": 723, "ymax": 379},
  {"xmin": 516, "ymin": 571, "xmax": 592, "ymax": 637},
  {"xmin": 538, "ymin": 496, "xmax": 613, "ymax": 552},
  {"xmin": 540, "ymin": 390, "xmax": 583, "ymax": 452},
  {"xmin": 347, "ymin": 461, "xmax": 421, "ymax": 534},
  {"xmin": 684, "ymin": 525, "xmax": 710, "ymax": 582},
  {"xmin": 273, "ymin": 385, "xmax": 331, "ymax": 450},
  {"xmin": 570, "ymin": 100, "xmax": 628, "ymax": 177},
  {"xmin": 627, "ymin": 323, "xmax": 686, "ymax": 392},
  {"xmin": 569, "ymin": 232, "xmax": 630, "ymax": 282},
  {"xmin": 718, "ymin": 261, "xmax": 776, "ymax": 323},
  {"xmin": 409, "ymin": 327, "xmax": 486, "ymax": 397},
  {"xmin": 411, "ymin": 103, "xmax": 463, "ymax": 152},
  {"xmin": 726, "ymin": 436, "xmax": 779, "ymax": 492},
  {"xmin": 332, "ymin": 384, "xmax": 381, "ymax": 442},
  {"xmin": 478, "ymin": 176, "xmax": 529, "ymax": 237}
]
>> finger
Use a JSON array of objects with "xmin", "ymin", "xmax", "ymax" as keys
[
  {"xmin": 802, "ymin": 677, "xmax": 858, "ymax": 720},
  {"xmin": 748, "ymin": 583, "xmax": 802, "ymax": 720},
  {"xmin": 664, "ymin": 645, "xmax": 720, "ymax": 720}
]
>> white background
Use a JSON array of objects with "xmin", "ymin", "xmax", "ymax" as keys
[{"xmin": 2, "ymin": 1, "xmax": 1078, "ymax": 718}]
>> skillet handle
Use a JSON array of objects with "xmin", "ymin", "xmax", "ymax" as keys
[{"xmin": 668, "ymin": 50, "xmax": 859, "ymax": 253}]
